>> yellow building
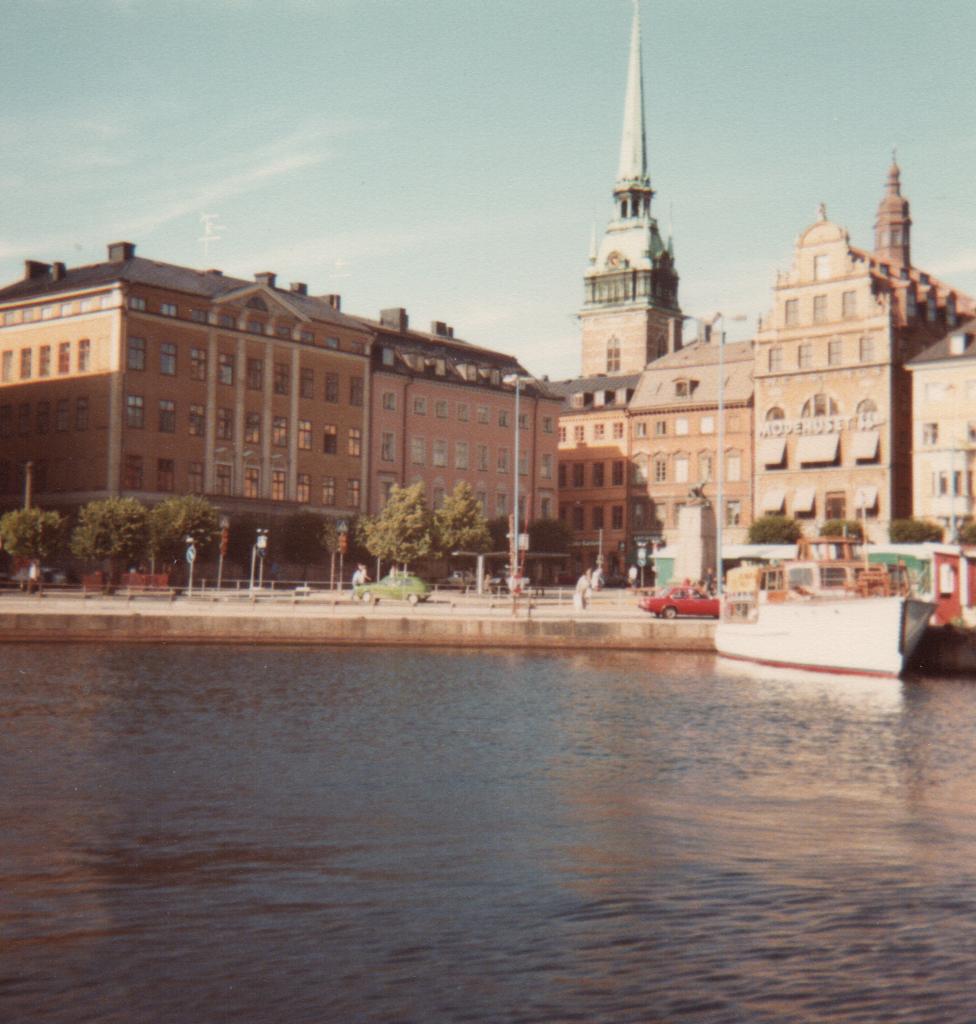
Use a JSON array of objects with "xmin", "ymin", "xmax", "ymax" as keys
[
  {"xmin": 907, "ymin": 320, "xmax": 976, "ymax": 537},
  {"xmin": 752, "ymin": 164, "xmax": 974, "ymax": 540}
]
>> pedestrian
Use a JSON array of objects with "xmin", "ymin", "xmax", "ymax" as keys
[
  {"xmin": 351, "ymin": 563, "xmax": 369, "ymax": 587},
  {"xmin": 628, "ymin": 565, "xmax": 638, "ymax": 589},
  {"xmin": 704, "ymin": 566, "xmax": 716, "ymax": 595},
  {"xmin": 573, "ymin": 568, "xmax": 593, "ymax": 611},
  {"xmin": 27, "ymin": 559, "xmax": 40, "ymax": 595}
]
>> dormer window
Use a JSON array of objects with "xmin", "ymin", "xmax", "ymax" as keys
[
  {"xmin": 926, "ymin": 292, "xmax": 938, "ymax": 323},
  {"xmin": 571, "ymin": 393, "xmax": 585, "ymax": 409}
]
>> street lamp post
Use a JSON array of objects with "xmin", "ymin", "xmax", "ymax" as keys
[{"xmin": 504, "ymin": 372, "xmax": 533, "ymax": 615}]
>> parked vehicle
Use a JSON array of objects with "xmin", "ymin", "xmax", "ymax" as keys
[
  {"xmin": 354, "ymin": 572, "xmax": 431, "ymax": 605},
  {"xmin": 639, "ymin": 586, "xmax": 720, "ymax": 619},
  {"xmin": 439, "ymin": 570, "xmax": 476, "ymax": 589}
]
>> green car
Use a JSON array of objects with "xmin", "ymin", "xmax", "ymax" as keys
[{"xmin": 353, "ymin": 573, "xmax": 431, "ymax": 605}]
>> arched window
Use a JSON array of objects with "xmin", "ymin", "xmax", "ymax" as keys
[
  {"xmin": 801, "ymin": 393, "xmax": 838, "ymax": 418},
  {"xmin": 856, "ymin": 398, "xmax": 877, "ymax": 416},
  {"xmin": 606, "ymin": 337, "xmax": 621, "ymax": 373},
  {"xmin": 766, "ymin": 406, "xmax": 785, "ymax": 421}
]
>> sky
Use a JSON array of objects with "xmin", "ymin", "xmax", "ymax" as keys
[{"xmin": 3, "ymin": 0, "xmax": 976, "ymax": 382}]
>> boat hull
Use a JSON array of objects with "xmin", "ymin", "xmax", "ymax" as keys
[{"xmin": 715, "ymin": 596, "xmax": 935, "ymax": 679}]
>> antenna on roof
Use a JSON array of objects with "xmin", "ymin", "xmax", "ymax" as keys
[{"xmin": 198, "ymin": 213, "xmax": 224, "ymax": 261}]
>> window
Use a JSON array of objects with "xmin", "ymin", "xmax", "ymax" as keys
[
  {"xmin": 244, "ymin": 411, "xmax": 261, "ymax": 444},
  {"xmin": 725, "ymin": 500, "xmax": 741, "ymax": 527},
  {"xmin": 215, "ymin": 464, "xmax": 232, "ymax": 496},
  {"xmin": 325, "ymin": 372, "xmax": 339, "ymax": 403},
  {"xmin": 348, "ymin": 428, "xmax": 362, "ymax": 457},
  {"xmin": 157, "ymin": 458, "xmax": 175, "ymax": 492},
  {"xmin": 129, "ymin": 296, "xmax": 146, "ymax": 311},
  {"xmin": 594, "ymin": 423, "xmax": 605, "ymax": 440},
  {"xmin": 593, "ymin": 506, "xmax": 605, "ymax": 530},
  {"xmin": 296, "ymin": 473, "xmax": 311, "ymax": 503},
  {"xmin": 813, "ymin": 254, "xmax": 829, "ymax": 281},
  {"xmin": 247, "ymin": 358, "xmax": 264, "ymax": 390},
  {"xmin": 654, "ymin": 457, "xmax": 667, "ymax": 483},
  {"xmin": 559, "ymin": 426, "xmax": 567, "ymax": 443},
  {"xmin": 381, "ymin": 431, "xmax": 396, "ymax": 462},
  {"xmin": 593, "ymin": 462, "xmax": 605, "ymax": 487},
  {"xmin": 0, "ymin": 405, "xmax": 11, "ymax": 438},
  {"xmin": 77, "ymin": 339, "xmax": 90, "ymax": 372},
  {"xmin": 455, "ymin": 441, "xmax": 469, "ymax": 470},
  {"xmin": 216, "ymin": 406, "xmax": 233, "ymax": 441},
  {"xmin": 218, "ymin": 313, "xmax": 235, "ymax": 328},
  {"xmin": 813, "ymin": 295, "xmax": 827, "ymax": 323},
  {"xmin": 274, "ymin": 362, "xmax": 289, "ymax": 395},
  {"xmin": 607, "ymin": 337, "xmax": 621, "ymax": 373},
  {"xmin": 160, "ymin": 302, "xmax": 177, "ymax": 318},
  {"xmin": 675, "ymin": 455, "xmax": 689, "ymax": 483},
  {"xmin": 158, "ymin": 399, "xmax": 176, "ymax": 433},
  {"xmin": 519, "ymin": 450, "xmax": 529, "ymax": 477},
  {"xmin": 572, "ymin": 505, "xmax": 584, "ymax": 530},
  {"xmin": 36, "ymin": 401, "xmax": 49, "ymax": 434},
  {"xmin": 1, "ymin": 351, "xmax": 11, "ymax": 381},
  {"xmin": 156, "ymin": 343, "xmax": 176, "ymax": 377},
  {"xmin": 271, "ymin": 470, "xmax": 286, "ymax": 501},
  {"xmin": 323, "ymin": 425, "xmax": 337, "ymax": 454},
  {"xmin": 654, "ymin": 421, "xmax": 667, "ymax": 437},
  {"xmin": 906, "ymin": 288, "xmax": 917, "ymax": 318},
  {"xmin": 700, "ymin": 416, "xmax": 715, "ymax": 434},
  {"xmin": 18, "ymin": 403, "xmax": 30, "ymax": 435},
  {"xmin": 189, "ymin": 404, "xmax": 205, "ymax": 437},
  {"xmin": 127, "ymin": 336, "xmax": 146, "ymax": 371},
  {"xmin": 825, "ymin": 492, "xmax": 846, "ymax": 520},
  {"xmin": 435, "ymin": 399, "xmax": 449, "ymax": 418},
  {"xmin": 414, "ymin": 396, "xmax": 427, "ymax": 416},
  {"xmin": 458, "ymin": 403, "xmax": 469, "ymax": 422},
  {"xmin": 381, "ymin": 346, "xmax": 395, "ymax": 366},
  {"xmin": 411, "ymin": 438, "xmax": 426, "ymax": 465},
  {"xmin": 842, "ymin": 291, "xmax": 856, "ymax": 319},
  {"xmin": 635, "ymin": 422, "xmax": 648, "ymax": 439},
  {"xmin": 926, "ymin": 293, "xmax": 938, "ymax": 323},
  {"xmin": 613, "ymin": 422, "xmax": 624, "ymax": 440},
  {"xmin": 18, "ymin": 348, "xmax": 33, "ymax": 380},
  {"xmin": 55, "ymin": 342, "xmax": 70, "ymax": 375},
  {"xmin": 558, "ymin": 464, "xmax": 567, "ymax": 488},
  {"xmin": 612, "ymin": 461, "xmax": 624, "ymax": 486},
  {"xmin": 190, "ymin": 348, "xmax": 207, "ymax": 380},
  {"xmin": 56, "ymin": 399, "xmax": 69, "ymax": 431},
  {"xmin": 675, "ymin": 418, "xmax": 689, "ymax": 436},
  {"xmin": 574, "ymin": 425, "xmax": 585, "ymax": 442},
  {"xmin": 349, "ymin": 377, "xmax": 364, "ymax": 407},
  {"xmin": 785, "ymin": 299, "xmax": 799, "ymax": 326},
  {"xmin": 191, "ymin": 309, "xmax": 207, "ymax": 324},
  {"xmin": 382, "ymin": 391, "xmax": 397, "ymax": 411},
  {"xmin": 699, "ymin": 453, "xmax": 713, "ymax": 480},
  {"xmin": 432, "ymin": 439, "xmax": 447, "ymax": 467},
  {"xmin": 498, "ymin": 410, "xmax": 509, "ymax": 428},
  {"xmin": 922, "ymin": 423, "xmax": 938, "ymax": 446},
  {"xmin": 300, "ymin": 368, "xmax": 315, "ymax": 399},
  {"xmin": 272, "ymin": 415, "xmax": 288, "ymax": 447},
  {"xmin": 247, "ymin": 319, "xmax": 263, "ymax": 335},
  {"xmin": 123, "ymin": 454, "xmax": 143, "ymax": 489},
  {"xmin": 801, "ymin": 393, "xmax": 838, "ymax": 418},
  {"xmin": 477, "ymin": 406, "xmax": 489, "ymax": 424},
  {"xmin": 298, "ymin": 419, "xmax": 312, "ymax": 450},
  {"xmin": 244, "ymin": 467, "xmax": 261, "ymax": 499},
  {"xmin": 477, "ymin": 445, "xmax": 489, "ymax": 471},
  {"xmin": 188, "ymin": 461, "xmax": 203, "ymax": 493},
  {"xmin": 347, "ymin": 478, "xmax": 361, "ymax": 507},
  {"xmin": 126, "ymin": 394, "xmax": 144, "ymax": 428},
  {"xmin": 75, "ymin": 397, "xmax": 89, "ymax": 430},
  {"xmin": 541, "ymin": 453, "xmax": 553, "ymax": 480},
  {"xmin": 497, "ymin": 448, "xmax": 510, "ymax": 473},
  {"xmin": 828, "ymin": 338, "xmax": 843, "ymax": 366},
  {"xmin": 859, "ymin": 336, "xmax": 875, "ymax": 362},
  {"xmin": 798, "ymin": 342, "xmax": 813, "ymax": 369},
  {"xmin": 768, "ymin": 346, "xmax": 783, "ymax": 372},
  {"xmin": 322, "ymin": 477, "xmax": 336, "ymax": 506},
  {"xmin": 726, "ymin": 451, "xmax": 742, "ymax": 482},
  {"xmin": 39, "ymin": 346, "xmax": 51, "ymax": 377},
  {"xmin": 218, "ymin": 352, "xmax": 234, "ymax": 386}
]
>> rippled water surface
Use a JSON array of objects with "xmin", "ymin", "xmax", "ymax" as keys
[{"xmin": 3, "ymin": 644, "xmax": 976, "ymax": 1023}]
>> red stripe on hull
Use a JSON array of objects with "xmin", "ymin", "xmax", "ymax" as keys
[{"xmin": 717, "ymin": 650, "xmax": 900, "ymax": 680}]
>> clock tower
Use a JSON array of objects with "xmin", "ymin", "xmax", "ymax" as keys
[{"xmin": 580, "ymin": 4, "xmax": 682, "ymax": 377}]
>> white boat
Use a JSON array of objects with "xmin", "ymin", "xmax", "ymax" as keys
[{"xmin": 715, "ymin": 537, "xmax": 935, "ymax": 678}]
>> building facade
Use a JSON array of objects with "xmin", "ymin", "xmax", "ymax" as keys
[
  {"xmin": 361, "ymin": 307, "xmax": 561, "ymax": 522},
  {"xmin": 907, "ymin": 319, "xmax": 976, "ymax": 537},
  {"xmin": 752, "ymin": 166, "xmax": 975, "ymax": 540},
  {"xmin": 0, "ymin": 242, "xmax": 372, "ymax": 518}
]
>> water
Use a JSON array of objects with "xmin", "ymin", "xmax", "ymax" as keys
[{"xmin": 3, "ymin": 644, "xmax": 976, "ymax": 1023}]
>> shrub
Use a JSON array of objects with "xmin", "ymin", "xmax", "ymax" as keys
[
  {"xmin": 888, "ymin": 518, "xmax": 943, "ymax": 543},
  {"xmin": 747, "ymin": 515, "xmax": 802, "ymax": 544}
]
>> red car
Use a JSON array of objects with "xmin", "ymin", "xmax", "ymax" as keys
[{"xmin": 639, "ymin": 586, "xmax": 720, "ymax": 619}]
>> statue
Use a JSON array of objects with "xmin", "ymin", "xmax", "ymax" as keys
[{"xmin": 687, "ymin": 482, "xmax": 709, "ymax": 507}]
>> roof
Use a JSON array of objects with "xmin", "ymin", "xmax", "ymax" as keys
[
  {"xmin": 547, "ymin": 372, "xmax": 640, "ymax": 413},
  {"xmin": 355, "ymin": 315, "xmax": 523, "ymax": 369},
  {"xmin": 0, "ymin": 249, "xmax": 367, "ymax": 331},
  {"xmin": 907, "ymin": 317, "xmax": 976, "ymax": 366},
  {"xmin": 629, "ymin": 339, "xmax": 754, "ymax": 411}
]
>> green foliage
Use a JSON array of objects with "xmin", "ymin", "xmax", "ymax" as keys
[
  {"xmin": 281, "ymin": 511, "xmax": 329, "ymax": 569},
  {"xmin": 71, "ymin": 497, "xmax": 150, "ymax": 575},
  {"xmin": 433, "ymin": 482, "xmax": 491, "ymax": 556},
  {"xmin": 747, "ymin": 515, "xmax": 802, "ymax": 544},
  {"xmin": 888, "ymin": 518, "xmax": 944, "ymax": 543},
  {"xmin": 959, "ymin": 520, "xmax": 976, "ymax": 545},
  {"xmin": 821, "ymin": 518, "xmax": 864, "ymax": 540},
  {"xmin": 149, "ymin": 495, "xmax": 219, "ymax": 563},
  {"xmin": 528, "ymin": 517, "xmax": 574, "ymax": 553},
  {"xmin": 0, "ymin": 507, "xmax": 66, "ymax": 561},
  {"xmin": 361, "ymin": 483, "xmax": 434, "ymax": 567}
]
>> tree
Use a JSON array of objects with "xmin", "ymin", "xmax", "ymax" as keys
[
  {"xmin": 149, "ymin": 495, "xmax": 219, "ymax": 564},
  {"xmin": 71, "ymin": 497, "xmax": 150, "ymax": 581},
  {"xmin": 361, "ymin": 483, "xmax": 434, "ymax": 567},
  {"xmin": 528, "ymin": 517, "xmax": 574, "ymax": 553},
  {"xmin": 959, "ymin": 520, "xmax": 976, "ymax": 545},
  {"xmin": 821, "ymin": 518, "xmax": 864, "ymax": 540},
  {"xmin": 889, "ymin": 518, "xmax": 943, "ymax": 543},
  {"xmin": 747, "ymin": 515, "xmax": 802, "ymax": 544},
  {"xmin": 0, "ymin": 507, "xmax": 66, "ymax": 562},
  {"xmin": 433, "ymin": 482, "xmax": 490, "ymax": 557}
]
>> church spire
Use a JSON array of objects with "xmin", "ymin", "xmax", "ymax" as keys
[
  {"xmin": 616, "ymin": 2, "xmax": 649, "ymax": 188},
  {"xmin": 874, "ymin": 154, "xmax": 912, "ymax": 267}
]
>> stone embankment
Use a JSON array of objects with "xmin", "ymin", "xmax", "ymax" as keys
[{"xmin": 0, "ymin": 591, "xmax": 715, "ymax": 652}]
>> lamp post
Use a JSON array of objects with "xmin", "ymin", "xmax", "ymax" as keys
[
  {"xmin": 504, "ymin": 372, "xmax": 532, "ymax": 614},
  {"xmin": 250, "ymin": 528, "xmax": 268, "ymax": 591}
]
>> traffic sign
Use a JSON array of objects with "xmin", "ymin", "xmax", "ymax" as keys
[
  {"xmin": 636, "ymin": 545, "xmax": 647, "ymax": 567},
  {"xmin": 186, "ymin": 544, "xmax": 197, "ymax": 564}
]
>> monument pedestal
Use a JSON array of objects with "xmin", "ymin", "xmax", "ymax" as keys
[{"xmin": 674, "ymin": 503, "xmax": 716, "ymax": 585}]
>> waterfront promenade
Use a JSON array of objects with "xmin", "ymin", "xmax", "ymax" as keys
[{"xmin": 0, "ymin": 587, "xmax": 716, "ymax": 652}]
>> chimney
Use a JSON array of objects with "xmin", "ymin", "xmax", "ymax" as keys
[
  {"xmin": 51, "ymin": 262, "xmax": 66, "ymax": 281},
  {"xmin": 254, "ymin": 272, "xmax": 276, "ymax": 288},
  {"xmin": 380, "ymin": 307, "xmax": 409, "ymax": 332},
  {"xmin": 323, "ymin": 294, "xmax": 341, "ymax": 311},
  {"xmin": 289, "ymin": 282, "xmax": 308, "ymax": 296},
  {"xmin": 431, "ymin": 320, "xmax": 449, "ymax": 337},
  {"xmin": 107, "ymin": 241, "xmax": 136, "ymax": 262},
  {"xmin": 205, "ymin": 268, "xmax": 223, "ymax": 276},
  {"xmin": 24, "ymin": 260, "xmax": 51, "ymax": 280}
]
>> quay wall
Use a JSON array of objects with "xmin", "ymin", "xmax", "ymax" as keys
[{"xmin": 0, "ymin": 608, "xmax": 716, "ymax": 652}]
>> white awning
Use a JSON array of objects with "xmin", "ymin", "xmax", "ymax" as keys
[
  {"xmin": 851, "ymin": 431, "xmax": 880, "ymax": 461},
  {"xmin": 796, "ymin": 433, "xmax": 840, "ymax": 464},
  {"xmin": 793, "ymin": 487, "xmax": 816, "ymax": 513},
  {"xmin": 854, "ymin": 486, "xmax": 879, "ymax": 510},
  {"xmin": 762, "ymin": 489, "xmax": 786, "ymax": 512},
  {"xmin": 759, "ymin": 436, "xmax": 787, "ymax": 466}
]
